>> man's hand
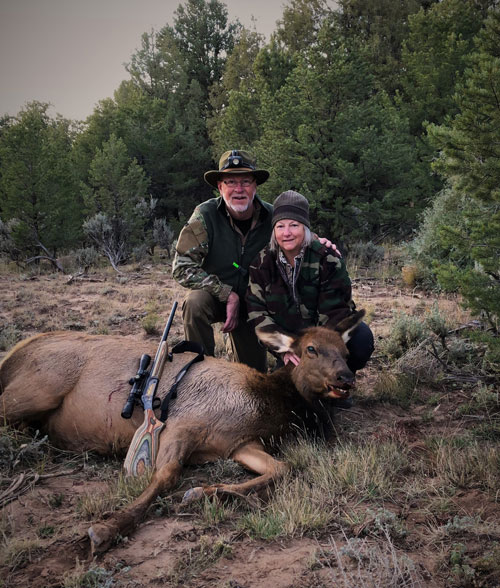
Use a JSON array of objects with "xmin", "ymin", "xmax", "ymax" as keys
[
  {"xmin": 222, "ymin": 291, "xmax": 240, "ymax": 333},
  {"xmin": 318, "ymin": 237, "xmax": 341, "ymax": 257},
  {"xmin": 283, "ymin": 351, "xmax": 301, "ymax": 366}
]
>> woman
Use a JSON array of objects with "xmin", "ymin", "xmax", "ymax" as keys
[{"xmin": 246, "ymin": 190, "xmax": 373, "ymax": 372}]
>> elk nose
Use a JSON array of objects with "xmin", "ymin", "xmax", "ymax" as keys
[{"xmin": 337, "ymin": 371, "xmax": 355, "ymax": 388}]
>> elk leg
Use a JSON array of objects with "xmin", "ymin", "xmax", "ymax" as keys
[
  {"xmin": 88, "ymin": 427, "xmax": 198, "ymax": 555},
  {"xmin": 182, "ymin": 441, "xmax": 289, "ymax": 503},
  {"xmin": 88, "ymin": 458, "xmax": 183, "ymax": 555},
  {"xmin": 0, "ymin": 375, "xmax": 69, "ymax": 424}
]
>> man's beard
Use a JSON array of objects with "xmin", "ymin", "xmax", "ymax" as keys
[{"xmin": 229, "ymin": 200, "xmax": 251, "ymax": 213}]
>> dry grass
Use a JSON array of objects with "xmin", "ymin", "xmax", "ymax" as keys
[
  {"xmin": 238, "ymin": 437, "xmax": 412, "ymax": 541},
  {"xmin": 77, "ymin": 470, "xmax": 153, "ymax": 520},
  {"xmin": 62, "ymin": 560, "xmax": 116, "ymax": 588},
  {"xmin": 166, "ymin": 535, "xmax": 233, "ymax": 586},
  {"xmin": 312, "ymin": 531, "xmax": 426, "ymax": 588},
  {"xmin": 429, "ymin": 441, "xmax": 499, "ymax": 496},
  {"xmin": 0, "ymin": 537, "xmax": 44, "ymax": 573}
]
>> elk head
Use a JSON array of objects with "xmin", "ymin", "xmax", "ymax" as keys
[{"xmin": 258, "ymin": 310, "xmax": 365, "ymax": 405}]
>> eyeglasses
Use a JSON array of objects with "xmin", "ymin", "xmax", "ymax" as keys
[{"xmin": 222, "ymin": 178, "xmax": 255, "ymax": 188}]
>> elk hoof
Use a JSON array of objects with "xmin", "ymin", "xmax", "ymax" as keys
[
  {"xmin": 181, "ymin": 486, "xmax": 205, "ymax": 505},
  {"xmin": 88, "ymin": 522, "xmax": 118, "ymax": 556}
]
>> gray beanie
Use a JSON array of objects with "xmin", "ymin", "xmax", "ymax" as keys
[{"xmin": 272, "ymin": 190, "xmax": 310, "ymax": 228}]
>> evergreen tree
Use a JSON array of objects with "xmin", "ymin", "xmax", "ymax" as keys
[
  {"xmin": 400, "ymin": 0, "xmax": 488, "ymax": 136},
  {"xmin": 208, "ymin": 27, "xmax": 264, "ymax": 157},
  {"xmin": 125, "ymin": 29, "xmax": 187, "ymax": 101},
  {"xmin": 255, "ymin": 26, "xmax": 427, "ymax": 240},
  {"xmin": 334, "ymin": 0, "xmax": 427, "ymax": 94},
  {"xmin": 71, "ymin": 97, "xmax": 122, "ymax": 186},
  {"xmin": 0, "ymin": 102, "xmax": 81, "ymax": 266},
  {"xmin": 275, "ymin": 0, "xmax": 331, "ymax": 53},
  {"xmin": 209, "ymin": 35, "xmax": 296, "ymax": 158},
  {"xmin": 426, "ymin": 9, "xmax": 500, "ymax": 328},
  {"xmin": 81, "ymin": 134, "xmax": 151, "ymax": 270},
  {"xmin": 163, "ymin": 0, "xmax": 241, "ymax": 103}
]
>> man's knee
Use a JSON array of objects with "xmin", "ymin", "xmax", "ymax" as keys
[{"xmin": 182, "ymin": 290, "xmax": 217, "ymax": 321}]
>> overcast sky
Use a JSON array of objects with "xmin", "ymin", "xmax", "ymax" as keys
[{"xmin": 0, "ymin": 0, "xmax": 286, "ymax": 121}]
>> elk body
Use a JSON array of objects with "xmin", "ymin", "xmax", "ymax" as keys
[{"xmin": 0, "ymin": 311, "xmax": 364, "ymax": 554}]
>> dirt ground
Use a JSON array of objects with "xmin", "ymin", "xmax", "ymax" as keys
[{"xmin": 0, "ymin": 261, "xmax": 499, "ymax": 588}]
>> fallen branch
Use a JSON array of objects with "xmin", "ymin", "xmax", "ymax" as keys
[
  {"xmin": 12, "ymin": 433, "xmax": 49, "ymax": 469},
  {"xmin": 0, "ymin": 466, "xmax": 83, "ymax": 508},
  {"xmin": 448, "ymin": 320, "xmax": 483, "ymax": 335},
  {"xmin": 66, "ymin": 273, "xmax": 105, "ymax": 285}
]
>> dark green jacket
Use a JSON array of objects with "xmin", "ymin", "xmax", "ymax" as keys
[{"xmin": 173, "ymin": 196, "xmax": 273, "ymax": 301}]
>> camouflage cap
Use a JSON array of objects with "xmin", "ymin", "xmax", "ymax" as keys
[{"xmin": 204, "ymin": 150, "xmax": 270, "ymax": 188}]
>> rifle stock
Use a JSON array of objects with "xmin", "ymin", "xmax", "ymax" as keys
[{"xmin": 123, "ymin": 301, "xmax": 177, "ymax": 476}]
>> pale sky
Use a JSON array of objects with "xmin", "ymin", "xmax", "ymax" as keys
[{"xmin": 0, "ymin": 0, "xmax": 286, "ymax": 121}]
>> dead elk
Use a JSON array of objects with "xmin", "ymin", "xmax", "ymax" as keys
[{"xmin": 0, "ymin": 310, "xmax": 364, "ymax": 554}]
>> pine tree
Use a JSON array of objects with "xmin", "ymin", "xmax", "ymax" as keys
[
  {"xmin": 0, "ymin": 102, "xmax": 82, "ymax": 266},
  {"xmin": 81, "ymin": 134, "xmax": 151, "ymax": 270},
  {"xmin": 427, "ymin": 9, "xmax": 500, "ymax": 328},
  {"xmin": 255, "ymin": 25, "xmax": 426, "ymax": 240}
]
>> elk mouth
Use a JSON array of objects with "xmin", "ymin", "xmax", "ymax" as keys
[{"xmin": 325, "ymin": 384, "xmax": 353, "ymax": 400}]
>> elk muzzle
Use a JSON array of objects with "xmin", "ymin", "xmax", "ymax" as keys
[{"xmin": 325, "ymin": 370, "xmax": 355, "ymax": 399}]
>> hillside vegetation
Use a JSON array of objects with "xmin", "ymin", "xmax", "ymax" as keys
[{"xmin": 1, "ymin": 1, "xmax": 499, "ymax": 329}]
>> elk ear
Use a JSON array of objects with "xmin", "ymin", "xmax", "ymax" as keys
[
  {"xmin": 334, "ymin": 310, "xmax": 365, "ymax": 343},
  {"xmin": 256, "ymin": 327, "xmax": 295, "ymax": 354}
]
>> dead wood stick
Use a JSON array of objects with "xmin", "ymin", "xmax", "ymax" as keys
[{"xmin": 0, "ymin": 466, "xmax": 82, "ymax": 507}]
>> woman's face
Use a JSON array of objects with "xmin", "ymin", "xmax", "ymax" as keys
[{"xmin": 274, "ymin": 219, "xmax": 305, "ymax": 257}]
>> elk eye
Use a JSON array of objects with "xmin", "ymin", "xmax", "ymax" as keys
[{"xmin": 306, "ymin": 345, "xmax": 317, "ymax": 355}]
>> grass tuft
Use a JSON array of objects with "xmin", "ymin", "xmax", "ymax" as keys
[
  {"xmin": 77, "ymin": 470, "xmax": 153, "ymax": 520},
  {"xmin": 312, "ymin": 531, "xmax": 424, "ymax": 587},
  {"xmin": 0, "ymin": 537, "xmax": 43, "ymax": 572},
  {"xmin": 430, "ymin": 440, "xmax": 499, "ymax": 495},
  {"xmin": 166, "ymin": 535, "xmax": 233, "ymax": 585}
]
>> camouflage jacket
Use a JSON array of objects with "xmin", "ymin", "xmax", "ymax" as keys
[
  {"xmin": 246, "ymin": 240, "xmax": 355, "ymax": 341},
  {"xmin": 172, "ymin": 196, "xmax": 273, "ymax": 302}
]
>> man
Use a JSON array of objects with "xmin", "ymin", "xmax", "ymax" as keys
[{"xmin": 173, "ymin": 150, "xmax": 272, "ymax": 372}]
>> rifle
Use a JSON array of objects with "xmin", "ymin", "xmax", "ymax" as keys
[{"xmin": 123, "ymin": 301, "xmax": 178, "ymax": 476}]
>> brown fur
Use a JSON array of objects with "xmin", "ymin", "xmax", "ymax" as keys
[{"xmin": 0, "ymin": 311, "xmax": 364, "ymax": 554}]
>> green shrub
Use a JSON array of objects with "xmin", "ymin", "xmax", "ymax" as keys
[
  {"xmin": 405, "ymin": 187, "xmax": 473, "ymax": 289},
  {"xmin": 0, "ymin": 324, "xmax": 23, "ymax": 351},
  {"xmin": 348, "ymin": 241, "xmax": 385, "ymax": 266},
  {"xmin": 380, "ymin": 311, "xmax": 427, "ymax": 359},
  {"xmin": 74, "ymin": 247, "xmax": 101, "ymax": 271}
]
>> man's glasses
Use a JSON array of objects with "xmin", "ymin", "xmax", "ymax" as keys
[{"xmin": 222, "ymin": 178, "xmax": 255, "ymax": 188}]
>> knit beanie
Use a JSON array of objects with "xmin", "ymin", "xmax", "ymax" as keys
[{"xmin": 272, "ymin": 190, "xmax": 310, "ymax": 228}]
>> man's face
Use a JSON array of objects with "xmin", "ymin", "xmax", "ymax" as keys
[{"xmin": 217, "ymin": 173, "xmax": 257, "ymax": 216}]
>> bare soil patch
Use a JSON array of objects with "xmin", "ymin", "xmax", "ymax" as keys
[{"xmin": 1, "ymin": 263, "xmax": 499, "ymax": 587}]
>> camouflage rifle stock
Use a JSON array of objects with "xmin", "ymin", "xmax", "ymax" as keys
[{"xmin": 123, "ymin": 301, "xmax": 178, "ymax": 476}]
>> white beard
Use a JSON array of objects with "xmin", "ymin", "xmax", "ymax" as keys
[{"xmin": 229, "ymin": 201, "xmax": 251, "ymax": 213}]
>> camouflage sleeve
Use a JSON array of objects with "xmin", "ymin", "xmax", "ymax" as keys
[
  {"xmin": 317, "ymin": 248, "xmax": 355, "ymax": 328},
  {"xmin": 246, "ymin": 251, "xmax": 288, "ymax": 342},
  {"xmin": 172, "ymin": 208, "xmax": 233, "ymax": 302}
]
